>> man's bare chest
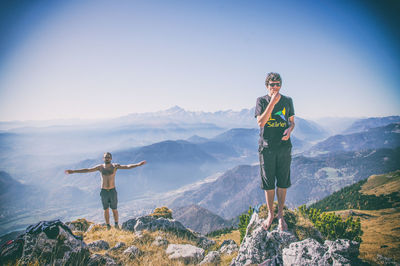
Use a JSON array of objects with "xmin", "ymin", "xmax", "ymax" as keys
[{"xmin": 101, "ymin": 165, "xmax": 116, "ymax": 176}]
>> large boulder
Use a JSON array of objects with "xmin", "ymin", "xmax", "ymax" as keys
[
  {"xmin": 230, "ymin": 213, "xmax": 297, "ymax": 265},
  {"xmin": 166, "ymin": 244, "xmax": 205, "ymax": 264},
  {"xmin": 19, "ymin": 225, "xmax": 90, "ymax": 265},
  {"xmin": 282, "ymin": 238, "xmax": 361, "ymax": 265}
]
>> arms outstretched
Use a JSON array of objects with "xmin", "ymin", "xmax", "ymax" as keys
[
  {"xmin": 117, "ymin": 160, "xmax": 147, "ymax": 170},
  {"xmin": 65, "ymin": 165, "xmax": 101, "ymax": 174}
]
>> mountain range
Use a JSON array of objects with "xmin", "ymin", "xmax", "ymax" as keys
[
  {"xmin": 172, "ymin": 204, "xmax": 233, "ymax": 235},
  {"xmin": 1, "ymin": 110, "xmax": 399, "ymax": 236}
]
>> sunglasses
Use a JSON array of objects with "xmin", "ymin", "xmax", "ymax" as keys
[{"xmin": 269, "ymin": 83, "xmax": 280, "ymax": 87}]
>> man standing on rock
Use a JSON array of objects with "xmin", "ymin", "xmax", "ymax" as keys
[
  {"xmin": 255, "ymin": 72, "xmax": 295, "ymax": 231},
  {"xmin": 65, "ymin": 152, "xmax": 146, "ymax": 229}
]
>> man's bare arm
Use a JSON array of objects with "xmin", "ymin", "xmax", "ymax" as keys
[
  {"xmin": 65, "ymin": 165, "xmax": 101, "ymax": 174},
  {"xmin": 282, "ymin": 116, "xmax": 295, "ymax": 141},
  {"xmin": 117, "ymin": 160, "xmax": 147, "ymax": 170},
  {"xmin": 257, "ymin": 92, "xmax": 281, "ymax": 128}
]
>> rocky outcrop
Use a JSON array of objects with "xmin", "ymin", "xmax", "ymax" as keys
[
  {"xmin": 219, "ymin": 239, "xmax": 239, "ymax": 255},
  {"xmin": 200, "ymin": 251, "xmax": 221, "ymax": 265},
  {"xmin": 122, "ymin": 215, "xmax": 215, "ymax": 249},
  {"xmin": 87, "ymin": 254, "xmax": 117, "ymax": 266},
  {"xmin": 123, "ymin": 245, "xmax": 142, "ymax": 258},
  {"xmin": 230, "ymin": 213, "xmax": 297, "ymax": 265},
  {"xmin": 19, "ymin": 225, "xmax": 90, "ymax": 265},
  {"xmin": 122, "ymin": 216, "xmax": 191, "ymax": 236},
  {"xmin": 282, "ymin": 238, "xmax": 361, "ymax": 265},
  {"xmin": 231, "ymin": 213, "xmax": 362, "ymax": 266},
  {"xmin": 88, "ymin": 239, "xmax": 110, "ymax": 251},
  {"xmin": 196, "ymin": 236, "xmax": 216, "ymax": 249},
  {"xmin": 166, "ymin": 244, "xmax": 205, "ymax": 264}
]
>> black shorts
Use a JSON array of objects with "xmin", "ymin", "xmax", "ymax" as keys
[
  {"xmin": 259, "ymin": 145, "xmax": 292, "ymax": 190},
  {"xmin": 100, "ymin": 188, "xmax": 118, "ymax": 210}
]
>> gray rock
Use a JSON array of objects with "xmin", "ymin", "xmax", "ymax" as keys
[
  {"xmin": 166, "ymin": 244, "xmax": 205, "ymax": 264},
  {"xmin": 196, "ymin": 236, "xmax": 216, "ymax": 249},
  {"xmin": 200, "ymin": 251, "xmax": 221, "ymax": 265},
  {"xmin": 376, "ymin": 254, "xmax": 400, "ymax": 266},
  {"xmin": 87, "ymin": 254, "xmax": 117, "ymax": 266},
  {"xmin": 152, "ymin": 236, "xmax": 169, "ymax": 247},
  {"xmin": 123, "ymin": 215, "xmax": 215, "ymax": 249},
  {"xmin": 325, "ymin": 239, "xmax": 359, "ymax": 258},
  {"xmin": 88, "ymin": 239, "xmax": 110, "ymax": 251},
  {"xmin": 282, "ymin": 238, "xmax": 361, "ymax": 266},
  {"xmin": 123, "ymin": 245, "xmax": 142, "ymax": 258},
  {"xmin": 219, "ymin": 239, "xmax": 239, "ymax": 255},
  {"xmin": 230, "ymin": 213, "xmax": 297, "ymax": 266},
  {"xmin": 109, "ymin": 241, "xmax": 126, "ymax": 251},
  {"xmin": 122, "ymin": 216, "xmax": 190, "ymax": 236},
  {"xmin": 0, "ymin": 237, "xmax": 24, "ymax": 265},
  {"xmin": 19, "ymin": 227, "xmax": 89, "ymax": 265}
]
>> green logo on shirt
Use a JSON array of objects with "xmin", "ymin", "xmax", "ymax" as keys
[
  {"xmin": 266, "ymin": 107, "xmax": 287, "ymax": 127},
  {"xmin": 274, "ymin": 107, "xmax": 287, "ymax": 122}
]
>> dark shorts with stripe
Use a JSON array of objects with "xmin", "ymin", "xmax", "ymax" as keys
[
  {"xmin": 259, "ymin": 145, "xmax": 292, "ymax": 190},
  {"xmin": 100, "ymin": 188, "xmax": 118, "ymax": 210}
]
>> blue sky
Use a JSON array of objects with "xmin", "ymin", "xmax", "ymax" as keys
[{"xmin": 0, "ymin": 0, "xmax": 399, "ymax": 121}]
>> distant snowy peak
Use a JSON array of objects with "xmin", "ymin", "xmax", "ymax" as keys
[{"xmin": 119, "ymin": 106, "xmax": 256, "ymax": 128}]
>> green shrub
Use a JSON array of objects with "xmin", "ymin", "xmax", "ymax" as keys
[
  {"xmin": 206, "ymin": 226, "xmax": 236, "ymax": 238},
  {"xmin": 238, "ymin": 206, "xmax": 253, "ymax": 243},
  {"xmin": 150, "ymin": 206, "xmax": 173, "ymax": 219},
  {"xmin": 298, "ymin": 205, "xmax": 363, "ymax": 242}
]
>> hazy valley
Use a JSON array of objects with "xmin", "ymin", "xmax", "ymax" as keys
[{"xmin": 0, "ymin": 107, "xmax": 399, "ymax": 238}]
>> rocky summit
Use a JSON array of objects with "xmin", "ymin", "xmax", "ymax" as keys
[
  {"xmin": 231, "ymin": 212, "xmax": 363, "ymax": 266},
  {"xmin": 122, "ymin": 215, "xmax": 215, "ymax": 249},
  {"xmin": 1, "ymin": 222, "xmax": 90, "ymax": 265},
  {"xmin": 230, "ymin": 212, "xmax": 297, "ymax": 265}
]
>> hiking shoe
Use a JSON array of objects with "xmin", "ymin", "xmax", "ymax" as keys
[
  {"xmin": 106, "ymin": 224, "xmax": 111, "ymax": 230},
  {"xmin": 115, "ymin": 224, "xmax": 120, "ymax": 230}
]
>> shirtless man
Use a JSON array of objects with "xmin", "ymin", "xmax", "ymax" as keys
[{"xmin": 65, "ymin": 152, "xmax": 146, "ymax": 229}]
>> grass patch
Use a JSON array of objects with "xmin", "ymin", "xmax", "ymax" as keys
[
  {"xmin": 360, "ymin": 170, "xmax": 400, "ymax": 196},
  {"xmin": 334, "ymin": 208, "xmax": 400, "ymax": 264}
]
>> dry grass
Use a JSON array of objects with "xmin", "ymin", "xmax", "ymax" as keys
[
  {"xmin": 293, "ymin": 211, "xmax": 324, "ymax": 243},
  {"xmin": 212, "ymin": 230, "xmax": 240, "ymax": 247},
  {"xmin": 360, "ymin": 170, "xmax": 400, "ymax": 196},
  {"xmin": 334, "ymin": 208, "xmax": 400, "ymax": 264},
  {"xmin": 83, "ymin": 225, "xmax": 136, "ymax": 250},
  {"xmin": 210, "ymin": 230, "xmax": 239, "ymax": 266},
  {"xmin": 83, "ymin": 226, "xmax": 202, "ymax": 265}
]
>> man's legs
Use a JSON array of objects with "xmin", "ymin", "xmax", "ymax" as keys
[
  {"xmin": 276, "ymin": 187, "xmax": 288, "ymax": 230},
  {"xmin": 112, "ymin": 209, "xmax": 119, "ymax": 227},
  {"xmin": 263, "ymin": 189, "xmax": 275, "ymax": 230},
  {"xmin": 104, "ymin": 208, "xmax": 110, "ymax": 225}
]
